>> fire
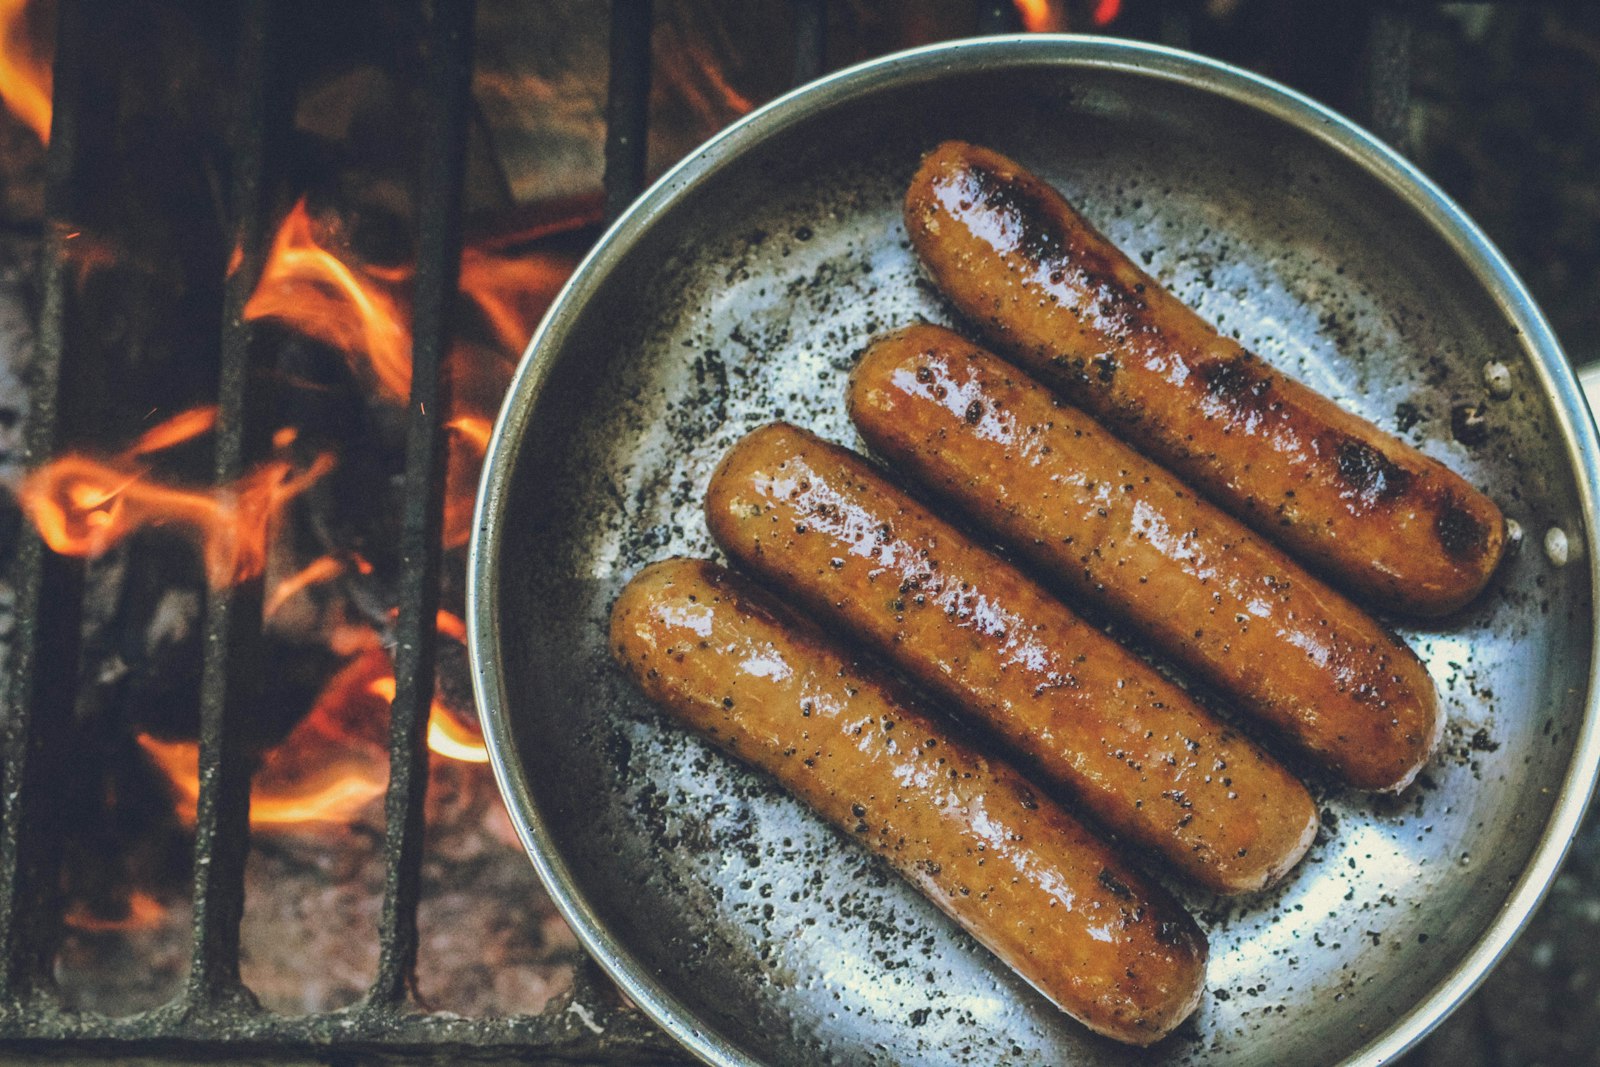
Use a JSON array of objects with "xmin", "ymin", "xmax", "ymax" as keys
[
  {"xmin": 0, "ymin": 0, "xmax": 53, "ymax": 144},
  {"xmin": 243, "ymin": 199, "xmax": 414, "ymax": 401},
  {"xmin": 443, "ymin": 414, "xmax": 494, "ymax": 549},
  {"xmin": 63, "ymin": 890, "xmax": 167, "ymax": 934},
  {"xmin": 128, "ymin": 405, "xmax": 219, "ymax": 456},
  {"xmin": 264, "ymin": 554, "xmax": 345, "ymax": 619},
  {"xmin": 435, "ymin": 608, "xmax": 468, "ymax": 642},
  {"xmin": 139, "ymin": 732, "xmax": 388, "ymax": 829},
  {"xmin": 19, "ymin": 449, "xmax": 334, "ymax": 588},
  {"xmin": 427, "ymin": 710, "xmax": 490, "ymax": 764},
  {"xmin": 1013, "ymin": 0, "xmax": 1062, "ymax": 32},
  {"xmin": 1092, "ymin": 0, "xmax": 1121, "ymax": 26},
  {"xmin": 1012, "ymin": 0, "xmax": 1119, "ymax": 30},
  {"xmin": 21, "ymin": 186, "xmax": 570, "ymax": 835},
  {"xmin": 458, "ymin": 249, "xmax": 571, "ymax": 358},
  {"xmin": 656, "ymin": 27, "xmax": 756, "ymax": 133},
  {"xmin": 139, "ymin": 648, "xmax": 391, "ymax": 828},
  {"xmin": 241, "ymin": 200, "xmax": 570, "ymax": 555},
  {"xmin": 367, "ymin": 677, "xmax": 489, "ymax": 764},
  {"xmin": 138, "ymin": 632, "xmax": 489, "ymax": 828}
]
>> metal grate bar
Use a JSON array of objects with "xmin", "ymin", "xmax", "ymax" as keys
[
  {"xmin": 183, "ymin": 0, "xmax": 279, "ymax": 1011},
  {"xmin": 0, "ymin": 0, "xmax": 89, "ymax": 1008},
  {"xmin": 0, "ymin": 997, "xmax": 681, "ymax": 1059},
  {"xmin": 367, "ymin": 0, "xmax": 478, "ymax": 1011},
  {"xmin": 792, "ymin": 0, "xmax": 827, "ymax": 86},
  {"xmin": 603, "ymin": 0, "xmax": 654, "ymax": 223}
]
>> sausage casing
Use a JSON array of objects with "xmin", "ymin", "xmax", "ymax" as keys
[
  {"xmin": 904, "ymin": 140, "xmax": 1506, "ymax": 617},
  {"xmin": 706, "ymin": 423, "xmax": 1318, "ymax": 894},
  {"xmin": 611, "ymin": 558, "xmax": 1207, "ymax": 1045},
  {"xmin": 849, "ymin": 324, "xmax": 1442, "ymax": 792}
]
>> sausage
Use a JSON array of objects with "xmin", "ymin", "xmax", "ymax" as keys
[
  {"xmin": 611, "ymin": 558, "xmax": 1207, "ymax": 1045},
  {"xmin": 849, "ymin": 324, "xmax": 1442, "ymax": 792},
  {"xmin": 904, "ymin": 140, "xmax": 1506, "ymax": 617},
  {"xmin": 706, "ymin": 423, "xmax": 1318, "ymax": 895}
]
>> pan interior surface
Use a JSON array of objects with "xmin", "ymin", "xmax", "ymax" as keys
[{"xmin": 478, "ymin": 44, "xmax": 1595, "ymax": 1067}]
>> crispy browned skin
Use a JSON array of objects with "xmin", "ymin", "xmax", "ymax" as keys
[
  {"xmin": 706, "ymin": 423, "xmax": 1318, "ymax": 895},
  {"xmin": 611, "ymin": 558, "xmax": 1207, "ymax": 1045},
  {"xmin": 850, "ymin": 324, "xmax": 1442, "ymax": 792},
  {"xmin": 904, "ymin": 141, "xmax": 1506, "ymax": 618}
]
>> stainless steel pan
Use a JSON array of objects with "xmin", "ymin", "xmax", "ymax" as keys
[{"xmin": 468, "ymin": 36, "xmax": 1600, "ymax": 1066}]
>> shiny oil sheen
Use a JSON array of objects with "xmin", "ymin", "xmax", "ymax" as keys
[
  {"xmin": 470, "ymin": 37, "xmax": 1600, "ymax": 1067},
  {"xmin": 609, "ymin": 558, "xmax": 1206, "ymax": 1045},
  {"xmin": 907, "ymin": 140, "xmax": 1508, "ymax": 616},
  {"xmin": 848, "ymin": 325, "xmax": 1441, "ymax": 793},
  {"xmin": 705, "ymin": 422, "xmax": 1319, "ymax": 895}
]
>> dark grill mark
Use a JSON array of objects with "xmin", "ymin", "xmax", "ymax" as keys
[
  {"xmin": 962, "ymin": 163, "xmax": 1067, "ymax": 264},
  {"xmin": 1199, "ymin": 356, "xmax": 1273, "ymax": 415},
  {"xmin": 1098, "ymin": 867, "xmax": 1134, "ymax": 899},
  {"xmin": 1334, "ymin": 438, "xmax": 1413, "ymax": 503},
  {"xmin": 1436, "ymin": 497, "xmax": 1490, "ymax": 558}
]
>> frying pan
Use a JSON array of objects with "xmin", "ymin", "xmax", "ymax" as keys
[{"xmin": 468, "ymin": 36, "xmax": 1600, "ymax": 1066}]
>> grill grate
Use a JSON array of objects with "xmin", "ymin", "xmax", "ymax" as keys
[{"xmin": 0, "ymin": 0, "xmax": 1421, "ymax": 1061}]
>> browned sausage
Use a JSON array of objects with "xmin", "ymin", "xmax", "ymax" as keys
[
  {"xmin": 849, "ymin": 324, "xmax": 1442, "ymax": 792},
  {"xmin": 706, "ymin": 423, "xmax": 1318, "ymax": 895},
  {"xmin": 904, "ymin": 140, "xmax": 1506, "ymax": 617},
  {"xmin": 610, "ymin": 558, "xmax": 1207, "ymax": 1045}
]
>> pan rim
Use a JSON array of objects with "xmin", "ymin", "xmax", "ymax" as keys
[{"xmin": 467, "ymin": 33, "xmax": 1600, "ymax": 1067}]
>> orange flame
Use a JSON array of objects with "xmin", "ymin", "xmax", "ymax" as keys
[
  {"xmin": 139, "ymin": 732, "xmax": 389, "ymax": 828},
  {"xmin": 128, "ymin": 406, "xmax": 219, "ymax": 456},
  {"xmin": 445, "ymin": 415, "xmax": 491, "ymax": 454},
  {"xmin": 427, "ymin": 707, "xmax": 490, "ymax": 763},
  {"xmin": 1092, "ymin": 0, "xmax": 1121, "ymax": 26},
  {"xmin": 264, "ymin": 554, "xmax": 345, "ymax": 619},
  {"xmin": 138, "ymin": 632, "xmax": 488, "ymax": 829},
  {"xmin": 39, "ymin": 197, "xmax": 574, "ymax": 834},
  {"xmin": 435, "ymin": 608, "xmax": 468, "ymax": 642},
  {"xmin": 138, "ymin": 647, "xmax": 394, "ymax": 828},
  {"xmin": 367, "ymin": 677, "xmax": 489, "ymax": 764},
  {"xmin": 19, "ymin": 451, "xmax": 334, "ymax": 588},
  {"xmin": 1013, "ymin": 0, "xmax": 1064, "ymax": 32},
  {"xmin": 63, "ymin": 890, "xmax": 167, "ymax": 934},
  {"xmin": 243, "ymin": 199, "xmax": 413, "ymax": 401},
  {"xmin": 458, "ymin": 249, "xmax": 570, "ymax": 358},
  {"xmin": 0, "ymin": 0, "xmax": 53, "ymax": 144},
  {"xmin": 443, "ymin": 415, "xmax": 494, "ymax": 549}
]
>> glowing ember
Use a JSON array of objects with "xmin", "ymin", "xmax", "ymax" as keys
[
  {"xmin": 63, "ymin": 891, "xmax": 167, "ymax": 934},
  {"xmin": 1092, "ymin": 0, "xmax": 1121, "ymax": 26},
  {"xmin": 0, "ymin": 0, "xmax": 53, "ymax": 144},
  {"xmin": 243, "ymin": 199, "xmax": 414, "ymax": 401},
  {"xmin": 435, "ymin": 609, "xmax": 468, "ymax": 642},
  {"xmin": 19, "ymin": 450, "xmax": 334, "ymax": 588}
]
